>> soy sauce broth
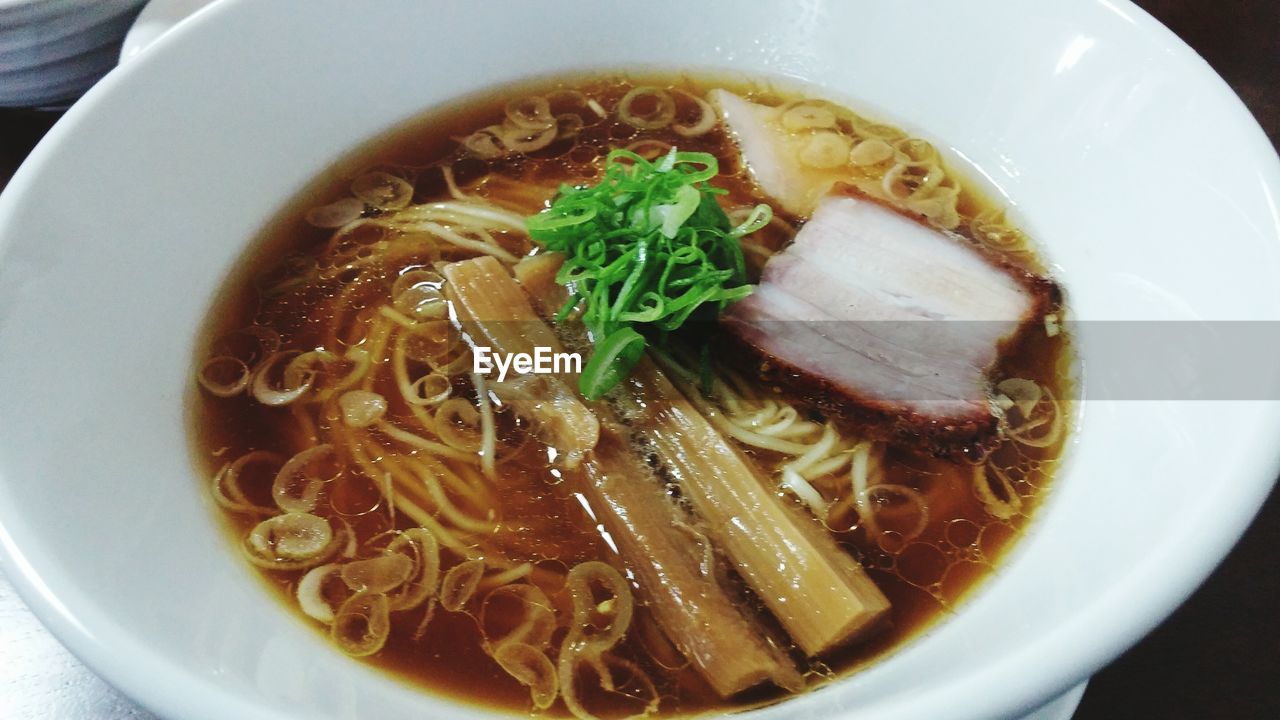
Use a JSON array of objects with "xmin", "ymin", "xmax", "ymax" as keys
[{"xmin": 191, "ymin": 72, "xmax": 1073, "ymax": 717}]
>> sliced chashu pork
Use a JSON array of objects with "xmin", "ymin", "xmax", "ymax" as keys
[
  {"xmin": 712, "ymin": 88, "xmax": 1055, "ymax": 448},
  {"xmin": 722, "ymin": 189, "xmax": 1054, "ymax": 449},
  {"xmin": 709, "ymin": 88, "xmax": 849, "ymax": 217}
]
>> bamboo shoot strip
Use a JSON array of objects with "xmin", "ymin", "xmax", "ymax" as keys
[
  {"xmin": 582, "ymin": 436, "xmax": 803, "ymax": 696},
  {"xmin": 444, "ymin": 257, "xmax": 600, "ymax": 468},
  {"xmin": 443, "ymin": 257, "xmax": 801, "ymax": 696},
  {"xmin": 518, "ymin": 251, "xmax": 891, "ymax": 656},
  {"xmin": 621, "ymin": 357, "xmax": 891, "ymax": 656}
]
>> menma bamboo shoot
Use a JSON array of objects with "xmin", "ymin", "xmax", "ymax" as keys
[
  {"xmin": 443, "ymin": 256, "xmax": 801, "ymax": 695},
  {"xmin": 516, "ymin": 251, "xmax": 892, "ymax": 656},
  {"xmin": 620, "ymin": 358, "xmax": 891, "ymax": 656}
]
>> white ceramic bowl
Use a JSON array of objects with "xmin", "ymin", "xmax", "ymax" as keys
[
  {"xmin": 117, "ymin": 0, "xmax": 215, "ymax": 63},
  {"xmin": 1, "ymin": 1, "xmax": 1277, "ymax": 718}
]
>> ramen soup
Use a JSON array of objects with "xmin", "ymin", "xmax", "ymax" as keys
[{"xmin": 192, "ymin": 74, "xmax": 1072, "ymax": 718}]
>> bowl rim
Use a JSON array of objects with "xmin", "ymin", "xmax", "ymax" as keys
[{"xmin": 1, "ymin": 0, "xmax": 1278, "ymax": 718}]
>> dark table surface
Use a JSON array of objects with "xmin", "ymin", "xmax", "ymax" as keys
[{"xmin": 1, "ymin": 1, "xmax": 1277, "ymax": 718}]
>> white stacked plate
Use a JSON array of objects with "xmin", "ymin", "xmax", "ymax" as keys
[{"xmin": 0, "ymin": 0, "xmax": 147, "ymax": 107}]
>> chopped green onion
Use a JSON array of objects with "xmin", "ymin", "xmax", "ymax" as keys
[
  {"xmin": 579, "ymin": 328, "xmax": 646, "ymax": 400},
  {"xmin": 728, "ymin": 203, "xmax": 773, "ymax": 237},
  {"xmin": 526, "ymin": 146, "xmax": 771, "ymax": 398}
]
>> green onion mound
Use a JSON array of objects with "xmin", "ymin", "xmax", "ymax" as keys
[{"xmin": 527, "ymin": 148, "xmax": 771, "ymax": 399}]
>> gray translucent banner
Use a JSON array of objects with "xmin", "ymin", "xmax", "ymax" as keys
[
  {"xmin": 457, "ymin": 320, "xmax": 1280, "ymax": 401},
  {"xmin": 1068, "ymin": 321, "xmax": 1280, "ymax": 401}
]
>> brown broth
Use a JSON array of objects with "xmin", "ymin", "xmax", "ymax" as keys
[{"xmin": 190, "ymin": 72, "xmax": 1073, "ymax": 717}]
